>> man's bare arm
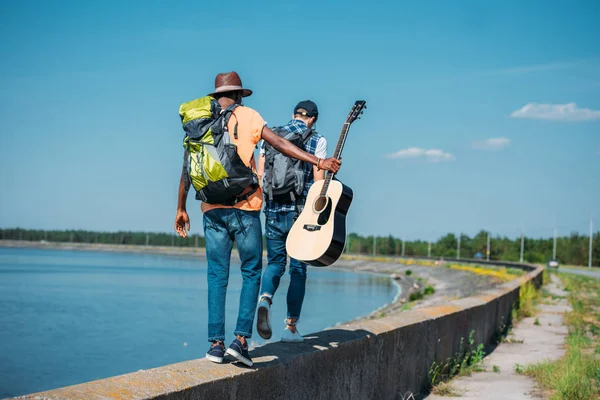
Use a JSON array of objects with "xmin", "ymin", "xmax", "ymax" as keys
[
  {"xmin": 257, "ymin": 153, "xmax": 265, "ymax": 182},
  {"xmin": 313, "ymin": 165, "xmax": 325, "ymax": 181},
  {"xmin": 174, "ymin": 153, "xmax": 191, "ymax": 238},
  {"xmin": 177, "ymin": 153, "xmax": 190, "ymax": 211},
  {"xmin": 177, "ymin": 169, "xmax": 190, "ymax": 211}
]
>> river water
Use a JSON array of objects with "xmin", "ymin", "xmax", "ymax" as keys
[{"xmin": 0, "ymin": 247, "xmax": 396, "ymax": 397}]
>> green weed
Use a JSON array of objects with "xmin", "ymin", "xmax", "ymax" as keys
[
  {"xmin": 429, "ymin": 330, "xmax": 486, "ymax": 391},
  {"xmin": 524, "ymin": 273, "xmax": 600, "ymax": 400}
]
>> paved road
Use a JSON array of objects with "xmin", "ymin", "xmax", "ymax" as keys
[{"xmin": 559, "ymin": 267, "xmax": 600, "ymax": 279}]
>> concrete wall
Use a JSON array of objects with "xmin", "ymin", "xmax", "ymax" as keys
[{"xmin": 17, "ymin": 262, "xmax": 543, "ymax": 400}]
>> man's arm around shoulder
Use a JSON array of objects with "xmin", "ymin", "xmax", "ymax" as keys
[{"xmin": 261, "ymin": 127, "xmax": 340, "ymax": 174}]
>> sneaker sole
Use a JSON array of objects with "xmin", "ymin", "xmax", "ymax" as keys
[
  {"xmin": 225, "ymin": 348, "xmax": 253, "ymax": 367},
  {"xmin": 257, "ymin": 305, "xmax": 272, "ymax": 340},
  {"xmin": 205, "ymin": 353, "xmax": 224, "ymax": 363}
]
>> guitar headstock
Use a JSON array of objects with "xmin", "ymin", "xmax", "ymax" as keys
[{"xmin": 346, "ymin": 100, "xmax": 367, "ymax": 124}]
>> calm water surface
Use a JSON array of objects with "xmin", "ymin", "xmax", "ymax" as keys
[{"xmin": 0, "ymin": 247, "xmax": 395, "ymax": 397}]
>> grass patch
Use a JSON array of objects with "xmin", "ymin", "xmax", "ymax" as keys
[
  {"xmin": 534, "ymin": 318, "xmax": 541, "ymax": 326},
  {"xmin": 430, "ymin": 382, "xmax": 464, "ymax": 397},
  {"xmin": 409, "ymin": 291, "xmax": 424, "ymax": 302},
  {"xmin": 494, "ymin": 280, "xmax": 541, "ymax": 344},
  {"xmin": 524, "ymin": 273, "xmax": 600, "ymax": 400},
  {"xmin": 405, "ymin": 269, "xmax": 412, "ymax": 276},
  {"xmin": 493, "ymin": 365, "xmax": 501, "ymax": 373},
  {"xmin": 514, "ymin": 363, "xmax": 525, "ymax": 374},
  {"xmin": 515, "ymin": 281, "xmax": 540, "ymax": 320},
  {"xmin": 429, "ymin": 330, "xmax": 486, "ymax": 392},
  {"xmin": 407, "ymin": 279, "xmax": 436, "ymax": 303},
  {"xmin": 501, "ymin": 333, "xmax": 524, "ymax": 344}
]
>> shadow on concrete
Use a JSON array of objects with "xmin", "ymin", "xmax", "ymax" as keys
[{"xmin": 230, "ymin": 328, "xmax": 374, "ymax": 369}]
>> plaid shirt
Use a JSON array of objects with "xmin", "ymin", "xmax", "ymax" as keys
[{"xmin": 263, "ymin": 119, "xmax": 324, "ymax": 214}]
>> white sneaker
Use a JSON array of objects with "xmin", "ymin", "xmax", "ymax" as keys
[
  {"xmin": 281, "ymin": 325, "xmax": 304, "ymax": 343},
  {"xmin": 256, "ymin": 298, "xmax": 272, "ymax": 340}
]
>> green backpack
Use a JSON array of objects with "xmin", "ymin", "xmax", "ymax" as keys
[{"xmin": 179, "ymin": 96, "xmax": 258, "ymax": 205}]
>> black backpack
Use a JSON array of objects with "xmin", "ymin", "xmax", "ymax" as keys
[{"xmin": 262, "ymin": 126, "xmax": 314, "ymax": 202}]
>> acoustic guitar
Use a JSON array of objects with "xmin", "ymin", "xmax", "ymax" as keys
[{"xmin": 286, "ymin": 100, "xmax": 366, "ymax": 266}]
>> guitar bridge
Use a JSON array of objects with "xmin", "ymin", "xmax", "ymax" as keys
[{"xmin": 303, "ymin": 224, "xmax": 321, "ymax": 232}]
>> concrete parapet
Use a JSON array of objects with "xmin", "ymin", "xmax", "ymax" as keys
[{"xmin": 16, "ymin": 262, "xmax": 543, "ymax": 400}]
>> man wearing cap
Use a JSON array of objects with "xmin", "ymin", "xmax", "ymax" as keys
[
  {"xmin": 255, "ymin": 100, "xmax": 326, "ymax": 343},
  {"xmin": 174, "ymin": 72, "xmax": 340, "ymax": 367}
]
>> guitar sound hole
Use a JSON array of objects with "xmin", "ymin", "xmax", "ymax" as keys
[
  {"xmin": 314, "ymin": 196, "xmax": 328, "ymax": 213},
  {"xmin": 317, "ymin": 197, "xmax": 333, "ymax": 226}
]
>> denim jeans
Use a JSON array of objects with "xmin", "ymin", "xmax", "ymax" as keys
[
  {"xmin": 203, "ymin": 208, "xmax": 262, "ymax": 342},
  {"xmin": 260, "ymin": 210, "xmax": 307, "ymax": 320}
]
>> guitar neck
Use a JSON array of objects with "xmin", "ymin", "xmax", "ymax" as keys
[{"xmin": 320, "ymin": 122, "xmax": 351, "ymax": 197}]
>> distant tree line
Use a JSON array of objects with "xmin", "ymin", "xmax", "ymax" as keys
[
  {"xmin": 346, "ymin": 231, "xmax": 599, "ymax": 266},
  {"xmin": 0, "ymin": 228, "xmax": 205, "ymax": 248},
  {"xmin": 0, "ymin": 228, "xmax": 598, "ymax": 266}
]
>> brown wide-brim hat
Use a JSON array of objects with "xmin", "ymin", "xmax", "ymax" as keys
[{"xmin": 208, "ymin": 71, "xmax": 252, "ymax": 98}]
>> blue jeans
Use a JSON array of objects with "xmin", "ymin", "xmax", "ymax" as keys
[
  {"xmin": 203, "ymin": 208, "xmax": 262, "ymax": 342},
  {"xmin": 260, "ymin": 210, "xmax": 307, "ymax": 320}
]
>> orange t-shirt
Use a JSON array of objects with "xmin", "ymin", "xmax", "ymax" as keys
[{"xmin": 201, "ymin": 106, "xmax": 265, "ymax": 213}]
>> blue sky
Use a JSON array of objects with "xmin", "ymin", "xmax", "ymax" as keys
[{"xmin": 0, "ymin": 0, "xmax": 598, "ymax": 241}]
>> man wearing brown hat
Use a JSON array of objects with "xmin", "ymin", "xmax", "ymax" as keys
[{"xmin": 174, "ymin": 72, "xmax": 341, "ymax": 367}]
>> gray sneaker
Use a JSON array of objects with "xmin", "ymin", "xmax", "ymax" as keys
[
  {"xmin": 256, "ymin": 298, "xmax": 272, "ymax": 339},
  {"xmin": 281, "ymin": 321, "xmax": 304, "ymax": 343}
]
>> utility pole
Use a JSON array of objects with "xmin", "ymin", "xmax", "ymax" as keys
[
  {"xmin": 346, "ymin": 234, "xmax": 350, "ymax": 254},
  {"xmin": 171, "ymin": 234, "xmax": 174, "ymax": 247},
  {"xmin": 373, "ymin": 236, "xmax": 376, "ymax": 257},
  {"xmin": 590, "ymin": 218, "xmax": 594, "ymax": 269},
  {"xmin": 457, "ymin": 234, "xmax": 461, "ymax": 260},
  {"xmin": 486, "ymin": 232, "xmax": 490, "ymax": 261},
  {"xmin": 520, "ymin": 232, "xmax": 524, "ymax": 263},
  {"xmin": 428, "ymin": 241, "xmax": 431, "ymax": 258},
  {"xmin": 195, "ymin": 235, "xmax": 199, "ymax": 248},
  {"xmin": 401, "ymin": 240, "xmax": 405, "ymax": 257},
  {"xmin": 146, "ymin": 234, "xmax": 150, "ymax": 247},
  {"xmin": 553, "ymin": 227, "xmax": 557, "ymax": 260}
]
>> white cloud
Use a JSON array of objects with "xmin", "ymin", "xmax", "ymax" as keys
[
  {"xmin": 472, "ymin": 137, "xmax": 511, "ymax": 150},
  {"xmin": 510, "ymin": 102, "xmax": 600, "ymax": 121},
  {"xmin": 386, "ymin": 147, "xmax": 455, "ymax": 163}
]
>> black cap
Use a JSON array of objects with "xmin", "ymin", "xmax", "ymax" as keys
[{"xmin": 294, "ymin": 100, "xmax": 319, "ymax": 118}]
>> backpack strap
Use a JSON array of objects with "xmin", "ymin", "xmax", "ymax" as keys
[
  {"xmin": 220, "ymin": 104, "xmax": 239, "ymax": 139},
  {"xmin": 235, "ymin": 185, "xmax": 258, "ymax": 204},
  {"xmin": 267, "ymin": 153, "xmax": 275, "ymax": 201},
  {"xmin": 301, "ymin": 127, "xmax": 314, "ymax": 143}
]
